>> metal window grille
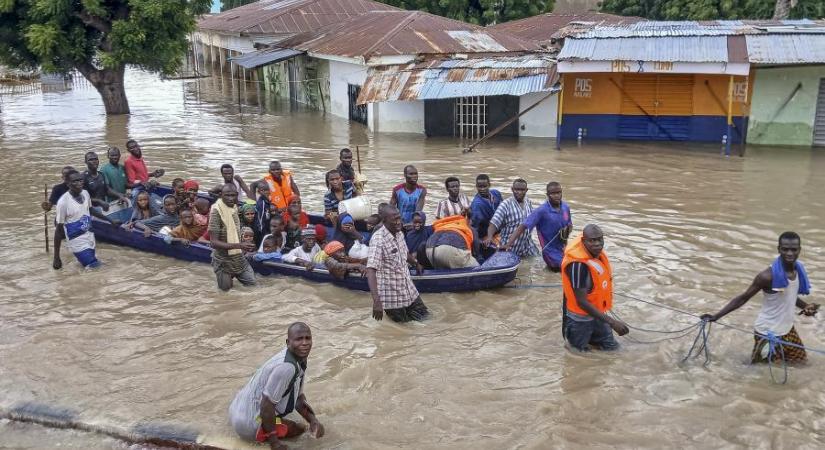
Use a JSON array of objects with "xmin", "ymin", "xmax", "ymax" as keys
[
  {"xmin": 454, "ymin": 96, "xmax": 487, "ymax": 139},
  {"xmin": 348, "ymin": 84, "xmax": 368, "ymax": 125}
]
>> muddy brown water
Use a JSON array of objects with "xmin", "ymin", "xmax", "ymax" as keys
[{"xmin": 1, "ymin": 71, "xmax": 824, "ymax": 449}]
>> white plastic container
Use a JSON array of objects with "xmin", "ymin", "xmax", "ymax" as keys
[{"xmin": 338, "ymin": 196, "xmax": 372, "ymax": 220}]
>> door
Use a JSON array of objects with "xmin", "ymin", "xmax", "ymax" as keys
[
  {"xmin": 618, "ymin": 74, "xmax": 693, "ymax": 140},
  {"xmin": 424, "ymin": 99, "xmax": 454, "ymax": 136},
  {"xmin": 287, "ymin": 59, "xmax": 299, "ymax": 105},
  {"xmin": 487, "ymin": 95, "xmax": 520, "ymax": 137},
  {"xmin": 814, "ymin": 78, "xmax": 825, "ymax": 147},
  {"xmin": 348, "ymin": 84, "xmax": 367, "ymax": 125}
]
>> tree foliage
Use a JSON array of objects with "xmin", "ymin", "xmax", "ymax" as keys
[
  {"xmin": 379, "ymin": 0, "xmax": 554, "ymax": 25},
  {"xmin": 599, "ymin": 0, "xmax": 823, "ymax": 20},
  {"xmin": 0, "ymin": 0, "xmax": 210, "ymax": 113}
]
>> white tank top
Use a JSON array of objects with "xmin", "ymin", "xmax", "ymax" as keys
[{"xmin": 754, "ymin": 276, "xmax": 798, "ymax": 336}]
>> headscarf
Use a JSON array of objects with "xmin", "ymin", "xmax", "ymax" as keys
[
  {"xmin": 404, "ymin": 211, "xmax": 432, "ymax": 254},
  {"xmin": 333, "ymin": 212, "xmax": 361, "ymax": 253},
  {"xmin": 239, "ymin": 202, "xmax": 257, "ymax": 226},
  {"xmin": 183, "ymin": 179, "xmax": 199, "ymax": 191},
  {"xmin": 324, "ymin": 241, "xmax": 344, "ymax": 255},
  {"xmin": 314, "ymin": 224, "xmax": 327, "ymax": 243},
  {"xmin": 282, "ymin": 194, "xmax": 308, "ymax": 229}
]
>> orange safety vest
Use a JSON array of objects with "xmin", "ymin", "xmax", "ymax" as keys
[
  {"xmin": 561, "ymin": 235, "xmax": 613, "ymax": 316},
  {"xmin": 264, "ymin": 170, "xmax": 294, "ymax": 210},
  {"xmin": 432, "ymin": 215, "xmax": 473, "ymax": 249}
]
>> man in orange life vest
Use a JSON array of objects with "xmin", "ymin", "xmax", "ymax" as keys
[
  {"xmin": 261, "ymin": 161, "xmax": 300, "ymax": 214},
  {"xmin": 423, "ymin": 214, "xmax": 480, "ymax": 269},
  {"xmin": 561, "ymin": 224, "xmax": 629, "ymax": 351}
]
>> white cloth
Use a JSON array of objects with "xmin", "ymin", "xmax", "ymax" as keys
[
  {"xmin": 56, "ymin": 190, "xmax": 95, "ymax": 254},
  {"xmin": 283, "ymin": 244, "xmax": 320, "ymax": 263},
  {"xmin": 348, "ymin": 241, "xmax": 370, "ymax": 260},
  {"xmin": 754, "ymin": 276, "xmax": 798, "ymax": 336},
  {"xmin": 228, "ymin": 348, "xmax": 304, "ymax": 441}
]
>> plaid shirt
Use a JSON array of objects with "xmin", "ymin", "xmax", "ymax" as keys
[
  {"xmin": 490, "ymin": 196, "xmax": 539, "ymax": 257},
  {"xmin": 366, "ymin": 226, "xmax": 419, "ymax": 309}
]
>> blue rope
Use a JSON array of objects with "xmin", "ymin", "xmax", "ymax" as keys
[
  {"xmin": 760, "ymin": 332, "xmax": 789, "ymax": 385},
  {"xmin": 681, "ymin": 319, "xmax": 713, "ymax": 367}
]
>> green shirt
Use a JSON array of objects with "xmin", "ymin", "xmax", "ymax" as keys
[{"xmin": 100, "ymin": 162, "xmax": 126, "ymax": 201}]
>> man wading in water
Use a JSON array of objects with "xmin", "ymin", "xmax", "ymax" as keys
[
  {"xmin": 209, "ymin": 184, "xmax": 257, "ymax": 291},
  {"xmin": 561, "ymin": 224, "xmax": 629, "ymax": 351},
  {"xmin": 229, "ymin": 322, "xmax": 324, "ymax": 450},
  {"xmin": 702, "ymin": 232, "xmax": 819, "ymax": 363}
]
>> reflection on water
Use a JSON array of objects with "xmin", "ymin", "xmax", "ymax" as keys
[{"xmin": 1, "ymin": 70, "xmax": 824, "ymax": 448}]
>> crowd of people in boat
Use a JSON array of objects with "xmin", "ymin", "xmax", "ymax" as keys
[{"xmin": 42, "ymin": 141, "xmax": 577, "ymax": 284}]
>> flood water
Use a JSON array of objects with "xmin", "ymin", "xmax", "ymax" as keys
[{"xmin": 1, "ymin": 70, "xmax": 824, "ymax": 449}]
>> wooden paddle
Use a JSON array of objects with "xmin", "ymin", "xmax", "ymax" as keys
[
  {"xmin": 355, "ymin": 145, "xmax": 362, "ymax": 174},
  {"xmin": 43, "ymin": 184, "xmax": 49, "ymax": 253}
]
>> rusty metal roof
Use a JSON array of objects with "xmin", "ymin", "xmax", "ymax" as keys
[
  {"xmin": 197, "ymin": 0, "xmax": 398, "ymax": 35},
  {"xmin": 488, "ymin": 13, "xmax": 643, "ymax": 43},
  {"xmin": 356, "ymin": 56, "xmax": 558, "ymax": 104},
  {"xmin": 286, "ymin": 10, "xmax": 544, "ymax": 60},
  {"xmin": 558, "ymin": 35, "xmax": 750, "ymax": 63}
]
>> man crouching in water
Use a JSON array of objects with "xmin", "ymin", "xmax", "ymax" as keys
[
  {"xmin": 229, "ymin": 323, "xmax": 324, "ymax": 449},
  {"xmin": 561, "ymin": 224, "xmax": 629, "ymax": 351}
]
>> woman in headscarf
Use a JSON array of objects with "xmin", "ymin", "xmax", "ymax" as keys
[
  {"xmin": 332, "ymin": 213, "xmax": 364, "ymax": 255},
  {"xmin": 404, "ymin": 211, "xmax": 432, "ymax": 257},
  {"xmin": 183, "ymin": 179, "xmax": 200, "ymax": 210},
  {"xmin": 281, "ymin": 195, "xmax": 309, "ymax": 229},
  {"xmin": 323, "ymin": 241, "xmax": 365, "ymax": 280}
]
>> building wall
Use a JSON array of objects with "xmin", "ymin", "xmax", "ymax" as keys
[
  {"xmin": 372, "ymin": 101, "xmax": 425, "ymax": 134},
  {"xmin": 519, "ymin": 92, "xmax": 558, "ymax": 138},
  {"xmin": 328, "ymin": 60, "xmax": 369, "ymax": 120},
  {"xmin": 748, "ymin": 66, "xmax": 824, "ymax": 147},
  {"xmin": 559, "ymin": 72, "xmax": 751, "ymax": 142}
]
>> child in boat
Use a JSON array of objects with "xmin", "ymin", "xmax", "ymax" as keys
[
  {"xmin": 282, "ymin": 216, "xmax": 302, "ymax": 252},
  {"xmin": 128, "ymin": 191, "xmax": 159, "ymax": 224},
  {"xmin": 323, "ymin": 241, "xmax": 365, "ymax": 280},
  {"xmin": 253, "ymin": 234, "xmax": 283, "ymax": 262},
  {"xmin": 283, "ymin": 226, "xmax": 321, "ymax": 270},
  {"xmin": 241, "ymin": 226, "xmax": 256, "ymax": 257}
]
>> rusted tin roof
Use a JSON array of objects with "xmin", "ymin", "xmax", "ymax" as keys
[
  {"xmin": 286, "ymin": 10, "xmax": 544, "ymax": 60},
  {"xmin": 197, "ymin": 0, "xmax": 398, "ymax": 35},
  {"xmin": 488, "ymin": 13, "xmax": 643, "ymax": 43},
  {"xmin": 356, "ymin": 56, "xmax": 558, "ymax": 104}
]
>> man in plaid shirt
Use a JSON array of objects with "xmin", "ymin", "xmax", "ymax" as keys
[{"xmin": 367, "ymin": 205, "xmax": 430, "ymax": 322}]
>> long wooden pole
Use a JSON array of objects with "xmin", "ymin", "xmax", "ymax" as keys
[
  {"xmin": 43, "ymin": 184, "xmax": 49, "ymax": 253},
  {"xmin": 464, "ymin": 90, "xmax": 556, "ymax": 153},
  {"xmin": 355, "ymin": 145, "xmax": 362, "ymax": 174}
]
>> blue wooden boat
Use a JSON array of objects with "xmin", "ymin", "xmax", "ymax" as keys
[{"xmin": 90, "ymin": 189, "xmax": 520, "ymax": 292}]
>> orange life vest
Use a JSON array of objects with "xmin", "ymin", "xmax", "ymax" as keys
[
  {"xmin": 264, "ymin": 170, "xmax": 294, "ymax": 210},
  {"xmin": 561, "ymin": 235, "xmax": 613, "ymax": 316},
  {"xmin": 432, "ymin": 215, "xmax": 473, "ymax": 249}
]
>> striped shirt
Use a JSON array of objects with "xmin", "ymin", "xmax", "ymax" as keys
[
  {"xmin": 435, "ymin": 193, "xmax": 471, "ymax": 219},
  {"xmin": 490, "ymin": 196, "xmax": 538, "ymax": 257},
  {"xmin": 324, "ymin": 180, "xmax": 355, "ymax": 212}
]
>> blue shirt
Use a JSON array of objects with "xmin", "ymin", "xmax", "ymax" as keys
[
  {"xmin": 470, "ymin": 189, "xmax": 502, "ymax": 236},
  {"xmin": 522, "ymin": 201, "xmax": 572, "ymax": 266}
]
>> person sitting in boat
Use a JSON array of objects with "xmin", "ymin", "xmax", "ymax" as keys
[
  {"xmin": 283, "ymin": 226, "xmax": 321, "ymax": 271},
  {"xmin": 363, "ymin": 214, "xmax": 382, "ymax": 245},
  {"xmin": 124, "ymin": 139, "xmax": 164, "ymax": 195},
  {"xmin": 82, "ymin": 151, "xmax": 128, "ymax": 209},
  {"xmin": 313, "ymin": 224, "xmax": 327, "ymax": 249},
  {"xmin": 209, "ymin": 163, "xmax": 254, "ymax": 202},
  {"xmin": 239, "ymin": 202, "xmax": 258, "ymax": 238},
  {"xmin": 253, "ymin": 183, "xmax": 273, "ymax": 245},
  {"xmin": 282, "ymin": 195, "xmax": 309, "ymax": 230},
  {"xmin": 253, "ymin": 234, "xmax": 283, "ymax": 263},
  {"xmin": 183, "ymin": 179, "xmax": 200, "ymax": 210},
  {"xmin": 424, "ymin": 215, "xmax": 481, "ymax": 269},
  {"xmin": 323, "ymin": 241, "xmax": 366, "ymax": 279},
  {"xmin": 404, "ymin": 211, "xmax": 432, "ymax": 260},
  {"xmin": 258, "ymin": 161, "xmax": 300, "ymax": 214},
  {"xmin": 134, "ymin": 195, "xmax": 180, "ymax": 237},
  {"xmin": 323, "ymin": 169, "xmax": 356, "ymax": 225},
  {"xmin": 171, "ymin": 178, "xmax": 188, "ymax": 211},
  {"xmin": 163, "ymin": 209, "xmax": 207, "ymax": 246},
  {"xmin": 128, "ymin": 191, "xmax": 160, "ymax": 224},
  {"xmin": 266, "ymin": 215, "xmax": 287, "ymax": 251},
  {"xmin": 390, "ymin": 165, "xmax": 426, "ymax": 226},
  {"xmin": 241, "ymin": 226, "xmax": 256, "ymax": 257},
  {"xmin": 283, "ymin": 216, "xmax": 302, "ymax": 252},
  {"xmin": 332, "ymin": 214, "xmax": 366, "ymax": 261}
]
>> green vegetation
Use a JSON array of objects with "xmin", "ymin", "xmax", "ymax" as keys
[
  {"xmin": 599, "ymin": 0, "xmax": 824, "ymax": 20},
  {"xmin": 0, "ymin": 0, "xmax": 211, "ymax": 114}
]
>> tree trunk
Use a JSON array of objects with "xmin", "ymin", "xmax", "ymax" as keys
[
  {"xmin": 773, "ymin": 0, "xmax": 794, "ymax": 19},
  {"xmin": 77, "ymin": 64, "xmax": 130, "ymax": 115}
]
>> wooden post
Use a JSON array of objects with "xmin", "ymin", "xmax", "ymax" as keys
[
  {"xmin": 43, "ymin": 184, "xmax": 49, "ymax": 253},
  {"xmin": 726, "ymin": 75, "xmax": 734, "ymax": 156}
]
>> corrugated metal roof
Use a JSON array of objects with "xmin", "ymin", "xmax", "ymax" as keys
[
  {"xmin": 197, "ymin": 0, "xmax": 398, "ymax": 35},
  {"xmin": 286, "ymin": 10, "xmax": 543, "ymax": 59},
  {"xmin": 746, "ymin": 34, "xmax": 825, "ymax": 64},
  {"xmin": 569, "ymin": 19, "xmax": 825, "ymax": 38},
  {"xmin": 488, "ymin": 12, "xmax": 643, "ymax": 43},
  {"xmin": 357, "ymin": 56, "xmax": 558, "ymax": 103},
  {"xmin": 229, "ymin": 47, "xmax": 304, "ymax": 68},
  {"xmin": 558, "ymin": 36, "xmax": 732, "ymax": 62}
]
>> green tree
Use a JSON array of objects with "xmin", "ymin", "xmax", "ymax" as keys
[
  {"xmin": 381, "ymin": 0, "xmax": 554, "ymax": 25},
  {"xmin": 600, "ymin": 0, "xmax": 822, "ymax": 20},
  {"xmin": 0, "ymin": 0, "xmax": 211, "ymax": 115}
]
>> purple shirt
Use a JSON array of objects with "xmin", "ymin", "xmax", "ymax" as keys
[{"xmin": 522, "ymin": 201, "xmax": 572, "ymax": 266}]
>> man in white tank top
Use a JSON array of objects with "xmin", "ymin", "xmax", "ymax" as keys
[
  {"xmin": 702, "ymin": 232, "xmax": 819, "ymax": 363},
  {"xmin": 209, "ymin": 163, "xmax": 253, "ymax": 202}
]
